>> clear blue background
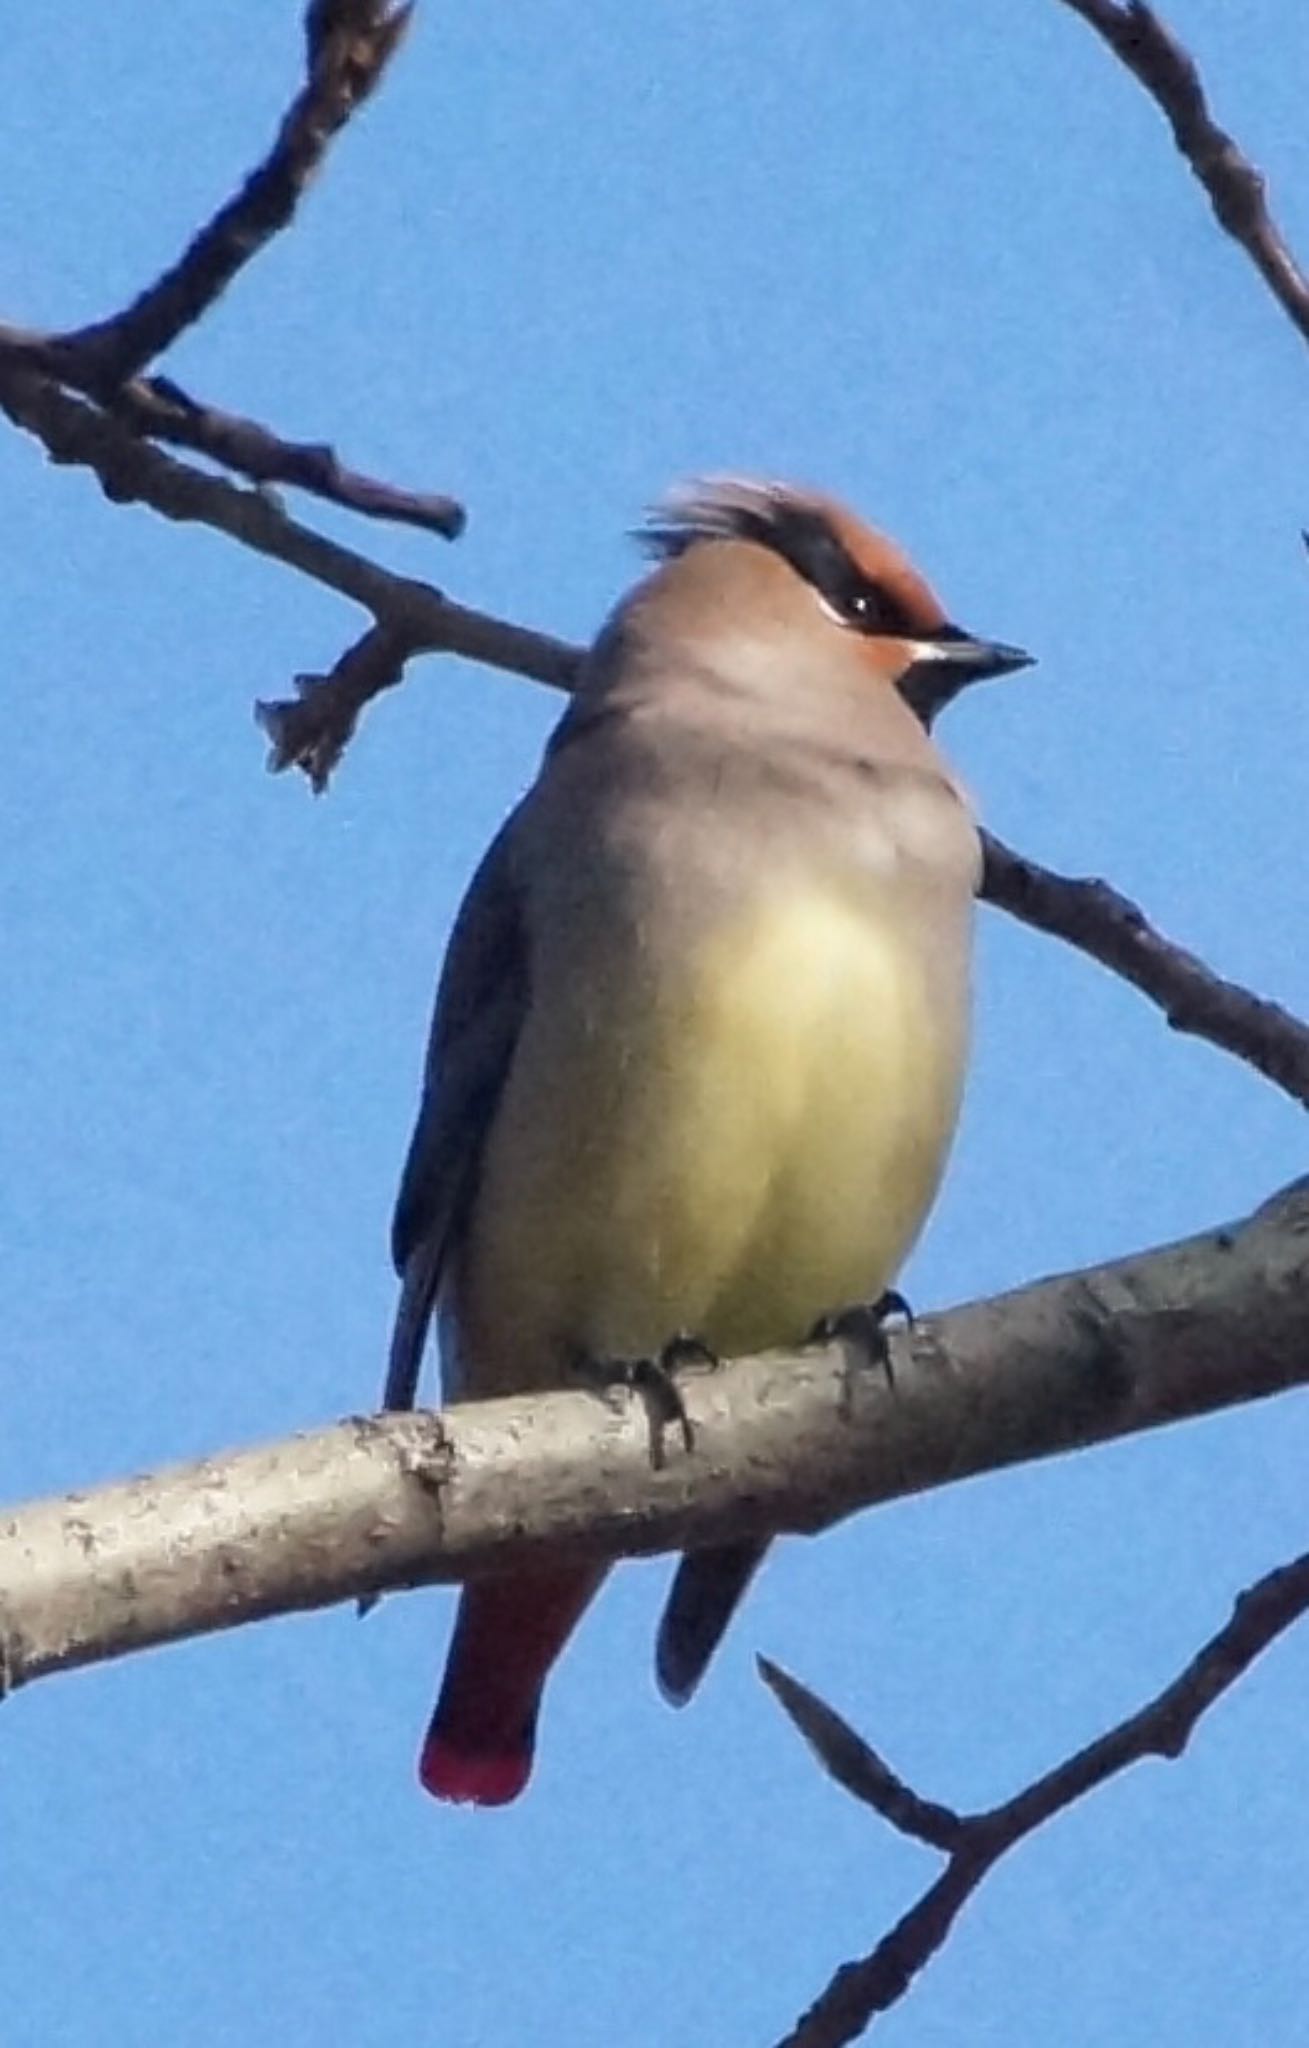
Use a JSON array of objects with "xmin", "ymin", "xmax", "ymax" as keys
[{"xmin": 3, "ymin": 4, "xmax": 1308, "ymax": 2042}]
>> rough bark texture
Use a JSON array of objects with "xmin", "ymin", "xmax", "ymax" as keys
[{"xmin": 3, "ymin": 1176, "xmax": 1306, "ymax": 1695}]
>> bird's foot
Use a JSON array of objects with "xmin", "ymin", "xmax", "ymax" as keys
[
  {"xmin": 576, "ymin": 1332, "xmax": 718, "ymax": 1467},
  {"xmin": 808, "ymin": 1290, "xmax": 913, "ymax": 1413}
]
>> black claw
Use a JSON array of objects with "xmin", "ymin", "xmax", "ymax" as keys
[
  {"xmin": 631, "ymin": 1356, "xmax": 696, "ymax": 1464},
  {"xmin": 808, "ymin": 1290, "xmax": 914, "ymax": 1410},
  {"xmin": 576, "ymin": 1332, "xmax": 716, "ymax": 1467},
  {"xmin": 659, "ymin": 1331, "xmax": 720, "ymax": 1376},
  {"xmin": 871, "ymin": 1288, "xmax": 915, "ymax": 1330}
]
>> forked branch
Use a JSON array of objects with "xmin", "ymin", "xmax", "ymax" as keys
[{"xmin": 765, "ymin": 1550, "xmax": 1309, "ymax": 2043}]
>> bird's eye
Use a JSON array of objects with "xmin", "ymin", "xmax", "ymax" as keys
[{"xmin": 842, "ymin": 582, "xmax": 890, "ymax": 632}]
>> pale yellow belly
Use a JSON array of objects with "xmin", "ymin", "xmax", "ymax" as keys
[{"xmin": 458, "ymin": 888, "xmax": 967, "ymax": 1390}]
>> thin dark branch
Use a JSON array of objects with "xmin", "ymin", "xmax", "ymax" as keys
[
  {"xmin": 0, "ymin": 362, "xmax": 573, "ymax": 688},
  {"xmin": 982, "ymin": 834, "xmax": 1309, "ymax": 1109},
  {"xmin": 0, "ymin": 327, "xmax": 465, "ymax": 541},
  {"xmin": 256, "ymin": 623, "xmax": 412, "ymax": 791},
  {"xmin": 772, "ymin": 1552, "xmax": 1309, "ymax": 2045},
  {"xmin": 757, "ymin": 1659, "xmax": 962, "ymax": 1852},
  {"xmin": 131, "ymin": 374, "xmax": 466, "ymax": 539},
  {"xmin": 0, "ymin": 0, "xmax": 457, "ymax": 543},
  {"xmin": 1058, "ymin": 0, "xmax": 1309, "ymax": 347},
  {"xmin": 43, "ymin": 1, "xmax": 413, "ymax": 393}
]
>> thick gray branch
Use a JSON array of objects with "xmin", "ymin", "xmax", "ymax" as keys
[{"xmin": 3, "ymin": 1177, "xmax": 1306, "ymax": 1696}]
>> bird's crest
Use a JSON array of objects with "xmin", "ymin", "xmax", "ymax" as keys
[{"xmin": 639, "ymin": 476, "xmax": 947, "ymax": 638}]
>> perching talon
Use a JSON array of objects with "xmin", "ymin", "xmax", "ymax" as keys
[
  {"xmin": 809, "ymin": 1288, "xmax": 914, "ymax": 1408},
  {"xmin": 580, "ymin": 1331, "xmax": 716, "ymax": 1465}
]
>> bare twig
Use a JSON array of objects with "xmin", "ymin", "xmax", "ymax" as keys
[
  {"xmin": 123, "ymin": 373, "xmax": 466, "ymax": 539},
  {"xmin": 256, "ymin": 623, "xmax": 413, "ymax": 790},
  {"xmin": 769, "ymin": 1551, "xmax": 1309, "ymax": 2044},
  {"xmin": 0, "ymin": 363, "xmax": 573, "ymax": 687},
  {"xmin": 982, "ymin": 834, "xmax": 1309, "ymax": 1108},
  {"xmin": 1, "ymin": 1176, "xmax": 1307, "ymax": 1693},
  {"xmin": 757, "ymin": 1659, "xmax": 962, "ymax": 1852},
  {"xmin": 0, "ymin": 324, "xmax": 465, "ymax": 541},
  {"xmin": 1058, "ymin": 1, "xmax": 1309, "ymax": 347},
  {"xmin": 0, "ymin": 1, "xmax": 457, "ymax": 543},
  {"xmin": 44, "ymin": 1, "xmax": 413, "ymax": 393}
]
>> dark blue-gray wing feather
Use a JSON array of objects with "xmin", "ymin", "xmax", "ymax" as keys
[{"xmin": 383, "ymin": 819, "xmax": 530, "ymax": 1412}]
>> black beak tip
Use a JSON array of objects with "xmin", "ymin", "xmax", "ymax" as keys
[{"xmin": 984, "ymin": 642, "xmax": 1036, "ymax": 680}]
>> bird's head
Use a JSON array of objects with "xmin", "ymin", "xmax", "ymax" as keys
[{"xmin": 638, "ymin": 477, "xmax": 1033, "ymax": 725}]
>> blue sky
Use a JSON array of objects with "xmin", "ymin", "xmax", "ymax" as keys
[{"xmin": 3, "ymin": 3, "xmax": 1308, "ymax": 2042}]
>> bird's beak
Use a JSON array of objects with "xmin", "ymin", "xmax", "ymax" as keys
[{"xmin": 898, "ymin": 625, "xmax": 1034, "ymax": 726}]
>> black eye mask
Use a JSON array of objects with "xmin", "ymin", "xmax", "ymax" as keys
[{"xmin": 641, "ymin": 488, "xmax": 916, "ymax": 638}]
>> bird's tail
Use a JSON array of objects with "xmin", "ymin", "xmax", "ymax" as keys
[
  {"xmin": 655, "ymin": 1539, "xmax": 769, "ymax": 1706},
  {"xmin": 419, "ymin": 1564, "xmax": 609, "ymax": 1805}
]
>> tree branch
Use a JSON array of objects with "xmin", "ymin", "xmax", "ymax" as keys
[
  {"xmin": 2, "ymin": 1176, "xmax": 1306, "ymax": 1695},
  {"xmin": 118, "ymin": 371, "xmax": 466, "ymax": 540},
  {"xmin": 0, "ymin": 324, "xmax": 467, "ymax": 545},
  {"xmin": 758, "ymin": 1659, "xmax": 963, "ymax": 1853},
  {"xmin": 44, "ymin": 0, "xmax": 414, "ymax": 394},
  {"xmin": 982, "ymin": 834, "xmax": 1309, "ymax": 1107},
  {"xmin": 766, "ymin": 1548, "xmax": 1309, "ymax": 2044},
  {"xmin": 1057, "ymin": 1, "xmax": 1309, "ymax": 348},
  {"xmin": 256, "ymin": 622, "xmax": 412, "ymax": 790},
  {"xmin": 0, "ymin": 8, "xmax": 460, "ymax": 544},
  {"xmin": 0, "ymin": 362, "xmax": 572, "ymax": 687}
]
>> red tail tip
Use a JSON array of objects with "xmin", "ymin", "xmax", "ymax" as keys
[{"xmin": 419, "ymin": 1734, "xmax": 532, "ymax": 1807}]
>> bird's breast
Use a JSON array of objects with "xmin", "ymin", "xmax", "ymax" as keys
[{"xmin": 457, "ymin": 863, "xmax": 971, "ymax": 1393}]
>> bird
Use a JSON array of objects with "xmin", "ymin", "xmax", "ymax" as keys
[{"xmin": 383, "ymin": 476, "xmax": 1031, "ymax": 1805}]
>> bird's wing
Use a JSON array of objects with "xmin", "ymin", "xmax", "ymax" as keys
[{"xmin": 383, "ymin": 817, "xmax": 530, "ymax": 1413}]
